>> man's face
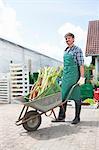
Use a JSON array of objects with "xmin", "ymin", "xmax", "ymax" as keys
[{"xmin": 65, "ymin": 36, "xmax": 74, "ymax": 46}]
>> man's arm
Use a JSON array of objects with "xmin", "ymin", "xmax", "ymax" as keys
[
  {"xmin": 78, "ymin": 65, "xmax": 85, "ymax": 86},
  {"xmin": 76, "ymin": 48, "xmax": 85, "ymax": 85},
  {"xmin": 80, "ymin": 65, "xmax": 84, "ymax": 77}
]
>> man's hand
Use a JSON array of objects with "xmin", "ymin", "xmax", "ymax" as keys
[{"xmin": 77, "ymin": 77, "xmax": 85, "ymax": 86}]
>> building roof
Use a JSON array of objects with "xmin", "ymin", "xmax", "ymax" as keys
[
  {"xmin": 85, "ymin": 20, "xmax": 99, "ymax": 56},
  {"xmin": 0, "ymin": 37, "xmax": 62, "ymax": 63}
]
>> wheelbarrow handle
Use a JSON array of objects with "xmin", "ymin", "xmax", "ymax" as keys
[{"xmin": 63, "ymin": 83, "xmax": 79, "ymax": 104}]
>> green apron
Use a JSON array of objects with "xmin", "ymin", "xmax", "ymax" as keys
[{"xmin": 62, "ymin": 53, "xmax": 80, "ymax": 101}]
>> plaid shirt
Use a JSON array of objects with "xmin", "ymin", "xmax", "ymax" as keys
[{"xmin": 65, "ymin": 45, "xmax": 84, "ymax": 66}]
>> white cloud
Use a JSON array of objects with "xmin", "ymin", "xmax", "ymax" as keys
[
  {"xmin": 0, "ymin": 0, "xmax": 23, "ymax": 43},
  {"xmin": 58, "ymin": 22, "xmax": 87, "ymax": 45},
  {"xmin": 32, "ymin": 42, "xmax": 63, "ymax": 61},
  {"xmin": 0, "ymin": 0, "xmax": 4, "ymax": 7}
]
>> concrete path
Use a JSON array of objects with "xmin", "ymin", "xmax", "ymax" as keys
[{"xmin": 0, "ymin": 103, "xmax": 99, "ymax": 150}]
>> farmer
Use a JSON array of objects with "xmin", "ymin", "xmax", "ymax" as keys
[{"xmin": 52, "ymin": 32, "xmax": 85, "ymax": 124}]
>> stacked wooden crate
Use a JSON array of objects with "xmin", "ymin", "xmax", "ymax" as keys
[
  {"xmin": 10, "ymin": 64, "xmax": 29, "ymax": 101},
  {"xmin": 0, "ymin": 73, "xmax": 10, "ymax": 103}
]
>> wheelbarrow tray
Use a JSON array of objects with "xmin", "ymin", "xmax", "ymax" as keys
[{"xmin": 23, "ymin": 92, "xmax": 62, "ymax": 112}]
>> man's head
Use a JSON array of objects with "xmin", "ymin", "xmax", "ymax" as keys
[{"xmin": 64, "ymin": 33, "xmax": 75, "ymax": 47}]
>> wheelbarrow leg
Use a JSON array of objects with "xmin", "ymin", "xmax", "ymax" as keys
[
  {"xmin": 16, "ymin": 106, "xmax": 28, "ymax": 122},
  {"xmin": 52, "ymin": 109, "xmax": 57, "ymax": 119}
]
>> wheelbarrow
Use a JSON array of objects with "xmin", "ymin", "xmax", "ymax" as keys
[{"xmin": 16, "ymin": 83, "xmax": 78, "ymax": 131}]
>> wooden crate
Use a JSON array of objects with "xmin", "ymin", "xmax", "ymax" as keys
[
  {"xmin": 10, "ymin": 64, "xmax": 29, "ymax": 101},
  {"xmin": 0, "ymin": 73, "xmax": 10, "ymax": 103}
]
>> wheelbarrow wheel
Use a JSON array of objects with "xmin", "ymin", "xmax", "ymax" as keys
[{"xmin": 22, "ymin": 110, "xmax": 41, "ymax": 131}]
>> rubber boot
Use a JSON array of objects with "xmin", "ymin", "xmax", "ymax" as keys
[
  {"xmin": 51, "ymin": 101, "xmax": 67, "ymax": 122},
  {"xmin": 58, "ymin": 101, "xmax": 67, "ymax": 120},
  {"xmin": 71, "ymin": 101, "xmax": 81, "ymax": 124}
]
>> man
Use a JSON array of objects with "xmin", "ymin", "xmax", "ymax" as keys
[{"xmin": 52, "ymin": 32, "xmax": 85, "ymax": 124}]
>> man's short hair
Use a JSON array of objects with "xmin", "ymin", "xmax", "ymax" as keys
[{"xmin": 64, "ymin": 33, "xmax": 75, "ymax": 39}]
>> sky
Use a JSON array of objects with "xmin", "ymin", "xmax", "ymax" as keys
[{"xmin": 0, "ymin": 0, "xmax": 99, "ymax": 65}]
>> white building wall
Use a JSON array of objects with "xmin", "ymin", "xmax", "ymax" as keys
[{"xmin": 0, "ymin": 40, "xmax": 24, "ymax": 72}]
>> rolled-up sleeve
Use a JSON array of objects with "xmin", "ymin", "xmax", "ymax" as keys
[{"xmin": 76, "ymin": 48, "xmax": 84, "ymax": 66}]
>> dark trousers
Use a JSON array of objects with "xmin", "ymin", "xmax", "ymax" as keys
[{"xmin": 58, "ymin": 100, "xmax": 81, "ymax": 119}]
